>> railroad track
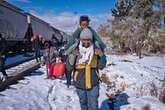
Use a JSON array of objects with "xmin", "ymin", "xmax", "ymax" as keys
[
  {"xmin": 0, "ymin": 59, "xmax": 41, "ymax": 91},
  {"xmin": 5, "ymin": 56, "xmax": 35, "ymax": 69}
]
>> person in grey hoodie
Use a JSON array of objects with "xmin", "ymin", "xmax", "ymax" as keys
[{"xmin": 66, "ymin": 28, "xmax": 107, "ymax": 110}]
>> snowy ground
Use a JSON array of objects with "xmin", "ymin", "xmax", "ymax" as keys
[
  {"xmin": 0, "ymin": 55, "xmax": 165, "ymax": 110},
  {"xmin": 102, "ymin": 55, "xmax": 165, "ymax": 110}
]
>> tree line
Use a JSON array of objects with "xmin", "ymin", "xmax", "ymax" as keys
[{"xmin": 98, "ymin": 0, "xmax": 165, "ymax": 57}]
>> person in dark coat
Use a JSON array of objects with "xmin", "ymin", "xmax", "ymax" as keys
[
  {"xmin": 66, "ymin": 28, "xmax": 107, "ymax": 110},
  {"xmin": 32, "ymin": 35, "xmax": 42, "ymax": 62},
  {"xmin": 0, "ymin": 33, "xmax": 8, "ymax": 80}
]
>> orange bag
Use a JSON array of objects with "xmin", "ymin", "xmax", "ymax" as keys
[{"xmin": 53, "ymin": 63, "xmax": 65, "ymax": 77}]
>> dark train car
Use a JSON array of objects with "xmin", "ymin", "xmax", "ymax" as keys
[
  {"xmin": 51, "ymin": 27, "xmax": 71, "ymax": 48},
  {"xmin": 0, "ymin": 1, "xmax": 29, "ymax": 53},
  {"xmin": 27, "ymin": 13, "xmax": 55, "ymax": 41},
  {"xmin": 0, "ymin": 1, "xmax": 67, "ymax": 54},
  {"xmin": 51, "ymin": 27, "xmax": 63, "ymax": 41},
  {"xmin": 28, "ymin": 13, "xmax": 65, "ymax": 48},
  {"xmin": 60, "ymin": 31, "xmax": 71, "ymax": 44}
]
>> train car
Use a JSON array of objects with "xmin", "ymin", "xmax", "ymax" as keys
[
  {"xmin": 28, "ymin": 13, "xmax": 65, "ymax": 48},
  {"xmin": 51, "ymin": 27, "xmax": 72, "ymax": 48},
  {"xmin": 27, "ymin": 13, "xmax": 55, "ymax": 41},
  {"xmin": 60, "ymin": 31, "xmax": 71, "ymax": 43},
  {"xmin": 51, "ymin": 27, "xmax": 63, "ymax": 42},
  {"xmin": 0, "ymin": 1, "xmax": 66, "ymax": 54},
  {"xmin": 0, "ymin": 1, "xmax": 29, "ymax": 53}
]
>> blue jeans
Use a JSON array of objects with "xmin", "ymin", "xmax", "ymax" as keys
[
  {"xmin": 100, "ymin": 99, "xmax": 110, "ymax": 110},
  {"xmin": 76, "ymin": 85, "xmax": 99, "ymax": 110},
  {"xmin": 100, "ymin": 96, "xmax": 120, "ymax": 110},
  {"xmin": 35, "ymin": 49, "xmax": 41, "ymax": 62}
]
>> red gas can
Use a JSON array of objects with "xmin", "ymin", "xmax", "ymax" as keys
[{"xmin": 53, "ymin": 63, "xmax": 65, "ymax": 77}]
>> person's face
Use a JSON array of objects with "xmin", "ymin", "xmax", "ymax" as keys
[
  {"xmin": 80, "ymin": 21, "xmax": 89, "ymax": 29},
  {"xmin": 44, "ymin": 43, "xmax": 49, "ymax": 49},
  {"xmin": 81, "ymin": 39, "xmax": 92, "ymax": 48}
]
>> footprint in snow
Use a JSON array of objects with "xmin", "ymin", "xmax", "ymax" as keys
[{"xmin": 65, "ymin": 105, "xmax": 73, "ymax": 110}]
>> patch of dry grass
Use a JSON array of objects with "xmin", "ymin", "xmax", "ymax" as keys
[
  {"xmin": 143, "ymin": 104, "xmax": 151, "ymax": 110},
  {"xmin": 100, "ymin": 74, "xmax": 112, "ymax": 86},
  {"xmin": 159, "ymin": 76, "xmax": 165, "ymax": 104},
  {"xmin": 150, "ymin": 82, "xmax": 158, "ymax": 97}
]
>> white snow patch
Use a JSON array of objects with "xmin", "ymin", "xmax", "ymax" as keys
[{"xmin": 0, "ymin": 55, "xmax": 165, "ymax": 110}]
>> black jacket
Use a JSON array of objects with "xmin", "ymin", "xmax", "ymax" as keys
[
  {"xmin": 0, "ymin": 37, "xmax": 7, "ymax": 56},
  {"xmin": 33, "ymin": 39, "xmax": 42, "ymax": 50},
  {"xmin": 66, "ymin": 54, "xmax": 107, "ymax": 89}
]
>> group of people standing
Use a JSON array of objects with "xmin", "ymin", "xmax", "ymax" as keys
[
  {"xmin": 0, "ymin": 15, "xmax": 107, "ymax": 110},
  {"xmin": 42, "ymin": 15, "xmax": 107, "ymax": 110}
]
